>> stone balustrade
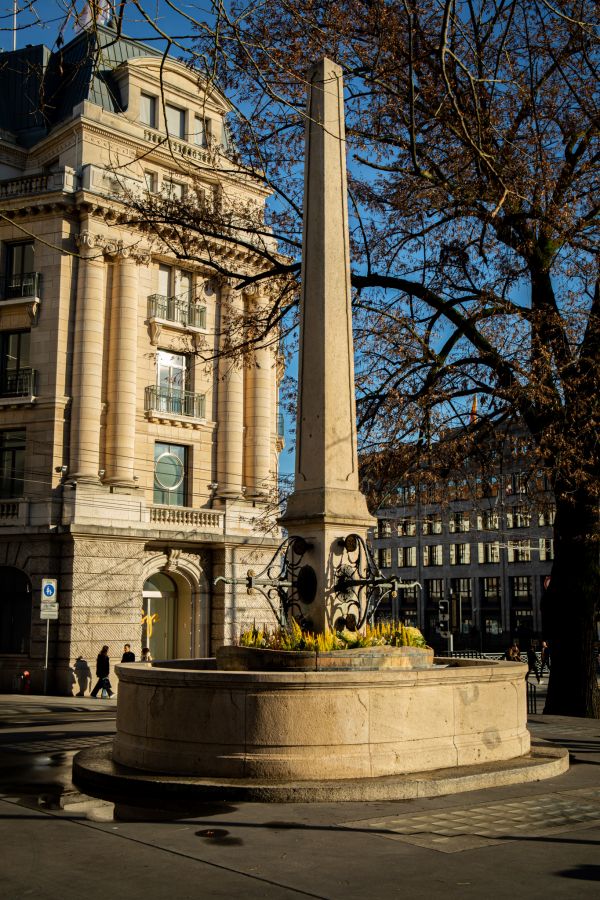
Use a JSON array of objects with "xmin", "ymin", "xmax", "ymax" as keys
[{"xmin": 149, "ymin": 506, "xmax": 223, "ymax": 530}]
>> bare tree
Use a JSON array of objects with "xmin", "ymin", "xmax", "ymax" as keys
[{"xmin": 40, "ymin": 1, "xmax": 599, "ymax": 715}]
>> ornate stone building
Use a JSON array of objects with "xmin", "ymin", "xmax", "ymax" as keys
[{"xmin": 0, "ymin": 25, "xmax": 282, "ymax": 692}]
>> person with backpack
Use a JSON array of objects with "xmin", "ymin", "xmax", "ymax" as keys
[{"xmin": 90, "ymin": 645, "xmax": 114, "ymax": 698}]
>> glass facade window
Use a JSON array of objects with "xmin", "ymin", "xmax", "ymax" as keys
[
  {"xmin": 508, "ymin": 539, "xmax": 531, "ymax": 562},
  {"xmin": 478, "ymin": 541, "xmax": 500, "ymax": 564},
  {"xmin": 449, "ymin": 543, "xmax": 471, "ymax": 565},
  {"xmin": 538, "ymin": 507, "xmax": 556, "ymax": 526},
  {"xmin": 539, "ymin": 538, "xmax": 554, "ymax": 561},
  {"xmin": 140, "ymin": 93, "xmax": 157, "ymax": 128},
  {"xmin": 163, "ymin": 180, "xmax": 185, "ymax": 200},
  {"xmin": 395, "ymin": 484, "xmax": 416, "ymax": 505},
  {"xmin": 423, "ymin": 544, "xmax": 443, "ymax": 566},
  {"xmin": 398, "ymin": 517, "xmax": 416, "ymax": 536},
  {"xmin": 0, "ymin": 430, "xmax": 25, "ymax": 498},
  {"xmin": 0, "ymin": 331, "xmax": 31, "ymax": 396},
  {"xmin": 484, "ymin": 617, "xmax": 502, "ymax": 635},
  {"xmin": 478, "ymin": 509, "xmax": 499, "ymax": 531},
  {"xmin": 506, "ymin": 472, "xmax": 528, "ymax": 495},
  {"xmin": 153, "ymin": 442, "xmax": 187, "ymax": 506},
  {"xmin": 401, "ymin": 585, "xmax": 419, "ymax": 604},
  {"xmin": 449, "ymin": 578, "xmax": 472, "ymax": 633},
  {"xmin": 144, "ymin": 171, "xmax": 157, "ymax": 192},
  {"xmin": 397, "ymin": 546, "xmax": 417, "ymax": 567},
  {"xmin": 194, "ymin": 115, "xmax": 211, "ymax": 147},
  {"xmin": 5, "ymin": 241, "xmax": 36, "ymax": 298},
  {"xmin": 378, "ymin": 547, "xmax": 392, "ymax": 569},
  {"xmin": 425, "ymin": 578, "xmax": 445, "ymax": 604},
  {"xmin": 481, "ymin": 576, "xmax": 501, "ymax": 603},
  {"xmin": 510, "ymin": 575, "xmax": 533, "ymax": 603},
  {"xmin": 165, "ymin": 103, "xmax": 186, "ymax": 138},
  {"xmin": 422, "ymin": 514, "xmax": 442, "ymax": 535},
  {"xmin": 449, "ymin": 512, "xmax": 469, "ymax": 533},
  {"xmin": 378, "ymin": 519, "xmax": 392, "ymax": 538},
  {"xmin": 506, "ymin": 505, "xmax": 531, "ymax": 528}
]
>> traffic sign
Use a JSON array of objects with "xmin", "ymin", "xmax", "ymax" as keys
[
  {"xmin": 40, "ymin": 603, "xmax": 59, "ymax": 620},
  {"xmin": 41, "ymin": 578, "xmax": 58, "ymax": 602}
]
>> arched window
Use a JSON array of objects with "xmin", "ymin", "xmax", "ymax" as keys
[{"xmin": 0, "ymin": 567, "xmax": 32, "ymax": 653}]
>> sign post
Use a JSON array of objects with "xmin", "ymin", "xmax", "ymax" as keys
[{"xmin": 41, "ymin": 579, "xmax": 58, "ymax": 694}]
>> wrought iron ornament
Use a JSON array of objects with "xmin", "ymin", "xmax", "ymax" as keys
[
  {"xmin": 215, "ymin": 532, "xmax": 420, "ymax": 631},
  {"xmin": 331, "ymin": 533, "xmax": 420, "ymax": 630},
  {"xmin": 215, "ymin": 536, "xmax": 316, "ymax": 627}
]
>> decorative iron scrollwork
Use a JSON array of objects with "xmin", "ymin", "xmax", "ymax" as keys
[
  {"xmin": 330, "ymin": 533, "xmax": 420, "ymax": 630},
  {"xmin": 215, "ymin": 536, "xmax": 315, "ymax": 627}
]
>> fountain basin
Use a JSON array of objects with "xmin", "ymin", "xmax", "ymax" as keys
[
  {"xmin": 217, "ymin": 644, "xmax": 434, "ymax": 671},
  {"xmin": 112, "ymin": 659, "xmax": 530, "ymax": 781}
]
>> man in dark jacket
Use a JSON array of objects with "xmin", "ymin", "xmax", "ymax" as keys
[
  {"xmin": 90, "ymin": 645, "xmax": 114, "ymax": 698},
  {"xmin": 121, "ymin": 644, "xmax": 135, "ymax": 663}
]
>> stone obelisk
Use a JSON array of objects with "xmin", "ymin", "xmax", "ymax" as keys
[{"xmin": 281, "ymin": 58, "xmax": 375, "ymax": 632}]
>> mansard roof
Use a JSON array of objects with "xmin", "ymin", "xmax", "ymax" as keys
[{"xmin": 0, "ymin": 23, "xmax": 161, "ymax": 146}]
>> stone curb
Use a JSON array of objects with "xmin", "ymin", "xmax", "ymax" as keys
[{"xmin": 73, "ymin": 741, "xmax": 569, "ymax": 805}]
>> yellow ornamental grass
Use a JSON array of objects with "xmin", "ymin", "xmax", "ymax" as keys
[{"xmin": 237, "ymin": 621, "xmax": 429, "ymax": 651}]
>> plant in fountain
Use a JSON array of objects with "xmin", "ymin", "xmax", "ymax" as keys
[{"xmin": 238, "ymin": 619, "xmax": 429, "ymax": 651}]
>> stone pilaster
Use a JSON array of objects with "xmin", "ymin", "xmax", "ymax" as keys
[
  {"xmin": 216, "ymin": 280, "xmax": 245, "ymax": 499},
  {"xmin": 105, "ymin": 249, "xmax": 141, "ymax": 486},
  {"xmin": 69, "ymin": 231, "xmax": 106, "ymax": 482}
]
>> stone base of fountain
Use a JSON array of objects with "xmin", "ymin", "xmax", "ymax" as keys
[
  {"xmin": 72, "ymin": 657, "xmax": 568, "ymax": 801},
  {"xmin": 216, "ymin": 644, "xmax": 434, "ymax": 671}
]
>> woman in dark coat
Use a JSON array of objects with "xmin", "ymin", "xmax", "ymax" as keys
[{"xmin": 90, "ymin": 645, "xmax": 114, "ymax": 698}]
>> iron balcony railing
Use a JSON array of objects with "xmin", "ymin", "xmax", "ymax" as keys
[
  {"xmin": 145, "ymin": 384, "xmax": 206, "ymax": 419},
  {"xmin": 147, "ymin": 293, "xmax": 206, "ymax": 329},
  {"xmin": 0, "ymin": 272, "xmax": 41, "ymax": 300},
  {"xmin": 0, "ymin": 368, "xmax": 36, "ymax": 398}
]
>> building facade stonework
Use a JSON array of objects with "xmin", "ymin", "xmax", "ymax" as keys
[
  {"xmin": 370, "ymin": 430, "xmax": 555, "ymax": 654},
  {"xmin": 0, "ymin": 26, "xmax": 282, "ymax": 693}
]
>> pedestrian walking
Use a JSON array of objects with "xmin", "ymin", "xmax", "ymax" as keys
[
  {"xmin": 73, "ymin": 656, "xmax": 92, "ymax": 696},
  {"xmin": 526, "ymin": 646, "xmax": 540, "ymax": 683},
  {"xmin": 540, "ymin": 640, "xmax": 551, "ymax": 677},
  {"xmin": 141, "ymin": 647, "xmax": 152, "ymax": 663},
  {"xmin": 90, "ymin": 645, "xmax": 114, "ymax": 698},
  {"xmin": 121, "ymin": 643, "xmax": 135, "ymax": 663}
]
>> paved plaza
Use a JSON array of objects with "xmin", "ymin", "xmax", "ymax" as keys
[{"xmin": 1, "ymin": 690, "xmax": 599, "ymax": 899}]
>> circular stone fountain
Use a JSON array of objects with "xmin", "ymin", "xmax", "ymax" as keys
[{"xmin": 73, "ymin": 654, "xmax": 567, "ymax": 803}]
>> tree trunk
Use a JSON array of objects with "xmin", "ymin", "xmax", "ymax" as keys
[{"xmin": 542, "ymin": 487, "xmax": 600, "ymax": 718}]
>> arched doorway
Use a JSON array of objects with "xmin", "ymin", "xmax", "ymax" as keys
[
  {"xmin": 142, "ymin": 572, "xmax": 178, "ymax": 660},
  {"xmin": 0, "ymin": 567, "xmax": 32, "ymax": 653}
]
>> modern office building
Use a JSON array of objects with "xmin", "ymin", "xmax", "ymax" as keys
[
  {"xmin": 370, "ymin": 429, "xmax": 555, "ymax": 652},
  {"xmin": 0, "ymin": 24, "xmax": 283, "ymax": 692}
]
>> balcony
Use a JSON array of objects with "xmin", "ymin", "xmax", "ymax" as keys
[
  {"xmin": 145, "ymin": 384, "xmax": 206, "ymax": 428},
  {"xmin": 147, "ymin": 293, "xmax": 206, "ymax": 329},
  {"xmin": 0, "ymin": 368, "xmax": 36, "ymax": 406},
  {"xmin": 149, "ymin": 506, "xmax": 223, "ymax": 530},
  {"xmin": 0, "ymin": 272, "xmax": 41, "ymax": 301},
  {"xmin": 0, "ymin": 167, "xmax": 77, "ymax": 200}
]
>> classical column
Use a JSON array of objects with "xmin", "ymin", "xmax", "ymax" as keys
[
  {"xmin": 69, "ymin": 231, "xmax": 106, "ymax": 482},
  {"xmin": 216, "ymin": 280, "xmax": 245, "ymax": 499},
  {"xmin": 280, "ymin": 59, "xmax": 374, "ymax": 631},
  {"xmin": 105, "ymin": 249, "xmax": 140, "ymax": 486},
  {"xmin": 244, "ymin": 288, "xmax": 273, "ymax": 498}
]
